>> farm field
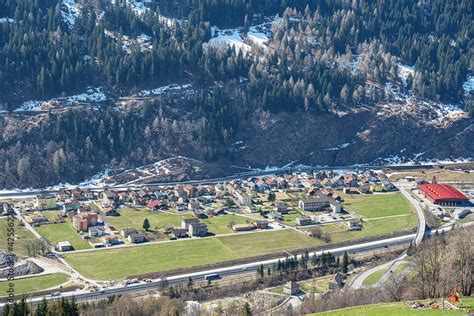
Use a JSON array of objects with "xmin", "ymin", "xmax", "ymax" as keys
[
  {"xmin": 105, "ymin": 207, "xmax": 192, "ymax": 231},
  {"xmin": 35, "ymin": 222, "xmax": 91, "ymax": 250},
  {"xmin": 340, "ymin": 192, "xmax": 414, "ymax": 219},
  {"xmin": 0, "ymin": 218, "xmax": 37, "ymax": 256},
  {"xmin": 0, "ymin": 273, "xmax": 69, "ymax": 297},
  {"xmin": 312, "ymin": 297, "xmax": 474, "ymax": 315},
  {"xmin": 319, "ymin": 213, "xmax": 417, "ymax": 243},
  {"xmin": 64, "ymin": 230, "xmax": 323, "ymax": 280}
]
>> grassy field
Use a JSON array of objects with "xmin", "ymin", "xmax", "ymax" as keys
[
  {"xmin": 320, "ymin": 213, "xmax": 418, "ymax": 243},
  {"xmin": 41, "ymin": 211, "xmax": 62, "ymax": 222},
  {"xmin": 312, "ymin": 297, "xmax": 474, "ymax": 315},
  {"xmin": 362, "ymin": 268, "xmax": 386, "ymax": 286},
  {"xmin": 201, "ymin": 214, "xmax": 252, "ymax": 234},
  {"xmin": 0, "ymin": 218, "xmax": 37, "ymax": 256},
  {"xmin": 341, "ymin": 192, "xmax": 414, "ymax": 219},
  {"xmin": 105, "ymin": 207, "xmax": 192, "ymax": 231},
  {"xmin": 64, "ymin": 230, "xmax": 323, "ymax": 280},
  {"xmin": 0, "ymin": 273, "xmax": 69, "ymax": 297},
  {"xmin": 35, "ymin": 222, "xmax": 91, "ymax": 250}
]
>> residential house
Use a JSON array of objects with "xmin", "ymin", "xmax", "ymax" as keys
[
  {"xmin": 276, "ymin": 203, "xmax": 289, "ymax": 214},
  {"xmin": 70, "ymin": 188, "xmax": 84, "ymax": 201},
  {"xmin": 346, "ymin": 220, "xmax": 362, "ymax": 231},
  {"xmin": 343, "ymin": 187, "xmax": 359, "ymax": 194},
  {"xmin": 56, "ymin": 190, "xmax": 69, "ymax": 202},
  {"xmin": 296, "ymin": 216, "xmax": 312, "ymax": 226},
  {"xmin": 128, "ymin": 232, "xmax": 147, "ymax": 243},
  {"xmin": 62, "ymin": 200, "xmax": 81, "ymax": 215},
  {"xmin": 56, "ymin": 241, "xmax": 73, "ymax": 252},
  {"xmin": 343, "ymin": 175, "xmax": 357, "ymax": 187},
  {"xmin": 88, "ymin": 226, "xmax": 106, "ymax": 237},
  {"xmin": 170, "ymin": 228, "xmax": 188, "ymax": 239},
  {"xmin": 235, "ymin": 191, "xmax": 252, "ymax": 206},
  {"xmin": 183, "ymin": 185, "xmax": 197, "ymax": 198},
  {"xmin": 255, "ymin": 219, "xmax": 269, "ymax": 229},
  {"xmin": 146, "ymin": 200, "xmax": 162, "ymax": 210},
  {"xmin": 120, "ymin": 228, "xmax": 138, "ymax": 238},
  {"xmin": 358, "ymin": 183, "xmax": 370, "ymax": 194},
  {"xmin": 381, "ymin": 180, "xmax": 396, "ymax": 191},
  {"xmin": 330, "ymin": 175, "xmax": 345, "ymax": 189},
  {"xmin": 182, "ymin": 218, "xmax": 200, "ymax": 230},
  {"xmin": 188, "ymin": 222, "xmax": 208, "ymax": 237},
  {"xmin": 102, "ymin": 190, "xmax": 118, "ymax": 205},
  {"xmin": 102, "ymin": 235, "xmax": 120, "ymax": 246},
  {"xmin": 188, "ymin": 200, "xmax": 201, "ymax": 211},
  {"xmin": 214, "ymin": 183, "xmax": 226, "ymax": 197},
  {"xmin": 283, "ymin": 281, "xmax": 300, "ymax": 295},
  {"xmin": 370, "ymin": 184, "xmax": 384, "ymax": 192},
  {"xmin": 83, "ymin": 189, "xmax": 95, "ymax": 200},
  {"xmin": 101, "ymin": 204, "xmax": 119, "ymax": 216}
]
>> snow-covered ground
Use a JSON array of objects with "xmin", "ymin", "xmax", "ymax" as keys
[
  {"xmin": 324, "ymin": 143, "xmax": 350, "ymax": 151},
  {"xmin": 380, "ymin": 156, "xmax": 472, "ymax": 166},
  {"xmin": 105, "ymin": 29, "xmax": 153, "ymax": 53},
  {"xmin": 205, "ymin": 27, "xmax": 251, "ymax": 54},
  {"xmin": 397, "ymin": 64, "xmax": 414, "ymax": 85},
  {"xmin": 14, "ymin": 87, "xmax": 107, "ymax": 112},
  {"xmin": 139, "ymin": 83, "xmax": 193, "ymax": 97},
  {"xmin": 247, "ymin": 26, "xmax": 269, "ymax": 47},
  {"xmin": 0, "ymin": 18, "xmax": 15, "ymax": 23},
  {"xmin": 463, "ymin": 75, "xmax": 474, "ymax": 95},
  {"xmin": 204, "ymin": 19, "xmax": 276, "ymax": 55},
  {"xmin": 61, "ymin": 0, "xmax": 81, "ymax": 28}
]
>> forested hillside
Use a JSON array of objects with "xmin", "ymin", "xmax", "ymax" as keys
[{"xmin": 0, "ymin": 0, "xmax": 472, "ymax": 188}]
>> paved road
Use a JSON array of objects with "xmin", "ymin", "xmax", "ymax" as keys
[
  {"xmin": 0, "ymin": 233, "xmax": 417, "ymax": 310},
  {"xmin": 351, "ymin": 182, "xmax": 426, "ymax": 289}
]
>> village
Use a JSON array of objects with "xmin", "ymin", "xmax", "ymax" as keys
[
  {"xmin": 9, "ymin": 169, "xmax": 428, "ymax": 253},
  {"xmin": 0, "ymin": 165, "xmax": 473, "ymax": 314}
]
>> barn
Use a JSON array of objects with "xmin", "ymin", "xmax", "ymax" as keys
[{"xmin": 418, "ymin": 184, "xmax": 470, "ymax": 206}]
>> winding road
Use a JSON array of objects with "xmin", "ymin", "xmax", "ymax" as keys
[{"xmin": 351, "ymin": 181, "xmax": 426, "ymax": 289}]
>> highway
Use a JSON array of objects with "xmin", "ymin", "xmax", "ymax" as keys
[{"xmin": 1, "ymin": 232, "xmax": 417, "ymax": 309}]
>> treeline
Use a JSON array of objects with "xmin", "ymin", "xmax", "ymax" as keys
[{"xmin": 3, "ymin": 296, "xmax": 79, "ymax": 316}]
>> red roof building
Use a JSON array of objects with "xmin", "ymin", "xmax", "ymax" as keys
[
  {"xmin": 146, "ymin": 200, "xmax": 162, "ymax": 209},
  {"xmin": 418, "ymin": 184, "xmax": 469, "ymax": 206}
]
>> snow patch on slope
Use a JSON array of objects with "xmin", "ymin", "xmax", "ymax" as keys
[
  {"xmin": 15, "ymin": 87, "xmax": 106, "ymax": 112},
  {"xmin": 247, "ymin": 26, "xmax": 269, "ymax": 47},
  {"xmin": 0, "ymin": 18, "xmax": 15, "ymax": 23},
  {"xmin": 139, "ymin": 84, "xmax": 193, "ymax": 97},
  {"xmin": 324, "ymin": 143, "xmax": 350, "ymax": 151},
  {"xmin": 463, "ymin": 75, "xmax": 474, "ymax": 95},
  {"xmin": 61, "ymin": 0, "xmax": 81, "ymax": 28},
  {"xmin": 205, "ymin": 28, "xmax": 251, "ymax": 54},
  {"xmin": 397, "ymin": 64, "xmax": 414, "ymax": 86}
]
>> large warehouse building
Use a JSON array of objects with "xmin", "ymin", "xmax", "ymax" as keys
[{"xmin": 418, "ymin": 183, "xmax": 470, "ymax": 206}]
